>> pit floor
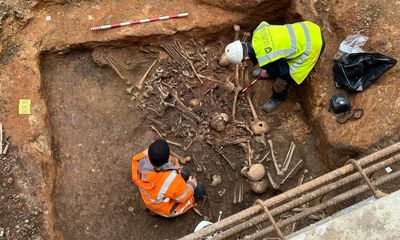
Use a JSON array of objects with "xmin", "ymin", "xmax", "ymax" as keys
[{"xmin": 41, "ymin": 43, "xmax": 328, "ymax": 239}]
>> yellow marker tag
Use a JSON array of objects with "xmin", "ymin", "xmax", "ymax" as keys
[
  {"xmin": 19, "ymin": 99, "xmax": 31, "ymax": 106},
  {"xmin": 19, "ymin": 99, "xmax": 31, "ymax": 114}
]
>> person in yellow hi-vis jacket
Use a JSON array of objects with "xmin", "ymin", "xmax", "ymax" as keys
[{"xmin": 225, "ymin": 21, "xmax": 325, "ymax": 112}]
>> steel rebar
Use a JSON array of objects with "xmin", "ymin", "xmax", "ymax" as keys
[
  {"xmin": 254, "ymin": 200, "xmax": 285, "ymax": 240},
  {"xmin": 211, "ymin": 153, "xmax": 400, "ymax": 240},
  {"xmin": 179, "ymin": 142, "xmax": 400, "ymax": 240},
  {"xmin": 246, "ymin": 169, "xmax": 400, "ymax": 239},
  {"xmin": 350, "ymin": 159, "xmax": 381, "ymax": 198}
]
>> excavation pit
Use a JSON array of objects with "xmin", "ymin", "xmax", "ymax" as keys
[
  {"xmin": 41, "ymin": 30, "xmax": 327, "ymax": 239},
  {"xmin": 1, "ymin": 0, "xmax": 399, "ymax": 239}
]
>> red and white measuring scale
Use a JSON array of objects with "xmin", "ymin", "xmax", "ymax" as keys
[{"xmin": 90, "ymin": 13, "xmax": 189, "ymax": 31}]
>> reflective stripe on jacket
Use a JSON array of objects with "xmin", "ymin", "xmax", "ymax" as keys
[
  {"xmin": 131, "ymin": 149, "xmax": 194, "ymax": 217},
  {"xmin": 252, "ymin": 21, "xmax": 323, "ymax": 84}
]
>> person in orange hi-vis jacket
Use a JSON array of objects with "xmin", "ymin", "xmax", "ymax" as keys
[{"xmin": 131, "ymin": 139, "xmax": 206, "ymax": 217}]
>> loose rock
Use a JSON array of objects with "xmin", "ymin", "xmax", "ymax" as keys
[
  {"xmin": 6, "ymin": 177, "xmax": 13, "ymax": 184},
  {"xmin": 189, "ymin": 98, "xmax": 201, "ymax": 107}
]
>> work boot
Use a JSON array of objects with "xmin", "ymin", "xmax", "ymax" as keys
[
  {"xmin": 252, "ymin": 69, "xmax": 269, "ymax": 79},
  {"xmin": 262, "ymin": 98, "xmax": 282, "ymax": 113}
]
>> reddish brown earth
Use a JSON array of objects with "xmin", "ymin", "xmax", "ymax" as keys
[
  {"xmin": 293, "ymin": 0, "xmax": 400, "ymax": 168},
  {"xmin": 0, "ymin": 0, "xmax": 399, "ymax": 239}
]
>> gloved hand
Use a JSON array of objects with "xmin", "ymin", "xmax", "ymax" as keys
[{"xmin": 252, "ymin": 69, "xmax": 270, "ymax": 79}]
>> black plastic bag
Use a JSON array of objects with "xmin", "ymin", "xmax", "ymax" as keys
[{"xmin": 333, "ymin": 53, "xmax": 397, "ymax": 92}]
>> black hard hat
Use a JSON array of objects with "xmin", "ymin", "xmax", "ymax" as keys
[{"xmin": 148, "ymin": 139, "xmax": 170, "ymax": 167}]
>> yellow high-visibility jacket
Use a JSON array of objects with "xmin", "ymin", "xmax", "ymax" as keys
[{"xmin": 252, "ymin": 21, "xmax": 323, "ymax": 84}]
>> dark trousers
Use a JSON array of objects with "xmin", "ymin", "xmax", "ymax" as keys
[
  {"xmin": 180, "ymin": 166, "xmax": 206, "ymax": 202},
  {"xmin": 271, "ymin": 34, "xmax": 326, "ymax": 101},
  {"xmin": 272, "ymin": 77, "xmax": 290, "ymax": 101}
]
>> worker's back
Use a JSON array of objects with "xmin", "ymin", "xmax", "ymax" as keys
[
  {"xmin": 131, "ymin": 149, "xmax": 195, "ymax": 217},
  {"xmin": 252, "ymin": 21, "xmax": 323, "ymax": 84}
]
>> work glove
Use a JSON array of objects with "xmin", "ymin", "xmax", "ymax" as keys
[{"xmin": 252, "ymin": 69, "xmax": 269, "ymax": 79}]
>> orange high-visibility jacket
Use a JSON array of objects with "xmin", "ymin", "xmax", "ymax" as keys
[{"xmin": 131, "ymin": 149, "xmax": 195, "ymax": 217}]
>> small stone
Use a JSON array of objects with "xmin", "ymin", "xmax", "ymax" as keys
[
  {"xmin": 0, "ymin": 227, "xmax": 4, "ymax": 237},
  {"xmin": 24, "ymin": 219, "xmax": 29, "ymax": 223},
  {"xmin": 293, "ymin": 102, "xmax": 302, "ymax": 111},
  {"xmin": 128, "ymin": 207, "xmax": 134, "ymax": 212},
  {"xmin": 31, "ymin": 235, "xmax": 42, "ymax": 240},
  {"xmin": 182, "ymin": 70, "xmax": 190, "ymax": 77},
  {"xmin": 3, "ymin": 165, "xmax": 11, "ymax": 172},
  {"xmin": 154, "ymin": 224, "xmax": 158, "ymax": 228},
  {"xmin": 6, "ymin": 177, "xmax": 13, "ymax": 184},
  {"xmin": 142, "ymin": 91, "xmax": 150, "ymax": 99},
  {"xmin": 189, "ymin": 98, "xmax": 201, "ymax": 107}
]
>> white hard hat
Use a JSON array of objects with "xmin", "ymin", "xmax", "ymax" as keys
[
  {"xmin": 194, "ymin": 220, "xmax": 213, "ymax": 232},
  {"xmin": 225, "ymin": 40, "xmax": 243, "ymax": 65},
  {"xmin": 194, "ymin": 220, "xmax": 214, "ymax": 239}
]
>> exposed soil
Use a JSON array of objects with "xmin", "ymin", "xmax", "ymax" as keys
[
  {"xmin": 40, "ymin": 31, "xmax": 327, "ymax": 238},
  {"xmin": 1, "ymin": 0, "xmax": 399, "ymax": 239},
  {"xmin": 0, "ymin": 148, "xmax": 44, "ymax": 240}
]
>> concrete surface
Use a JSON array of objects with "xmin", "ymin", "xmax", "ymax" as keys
[{"xmin": 288, "ymin": 190, "xmax": 400, "ymax": 240}]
